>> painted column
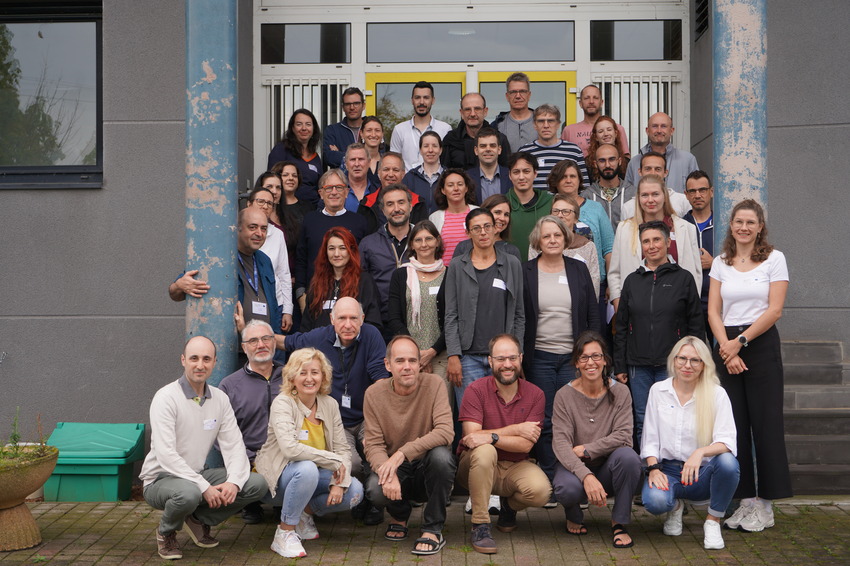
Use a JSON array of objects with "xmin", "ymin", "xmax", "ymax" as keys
[
  {"xmin": 185, "ymin": 0, "xmax": 239, "ymax": 385},
  {"xmin": 713, "ymin": 0, "xmax": 767, "ymax": 250}
]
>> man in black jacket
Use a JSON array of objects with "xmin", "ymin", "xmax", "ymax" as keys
[{"xmin": 442, "ymin": 93, "xmax": 511, "ymax": 169}]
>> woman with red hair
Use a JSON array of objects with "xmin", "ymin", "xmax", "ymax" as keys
[
  {"xmin": 586, "ymin": 116, "xmax": 630, "ymax": 182},
  {"xmin": 300, "ymin": 227, "xmax": 382, "ymax": 332}
]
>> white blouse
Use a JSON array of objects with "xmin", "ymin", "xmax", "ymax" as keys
[
  {"xmin": 640, "ymin": 378, "xmax": 737, "ymax": 464},
  {"xmin": 709, "ymin": 250, "xmax": 788, "ymax": 326}
]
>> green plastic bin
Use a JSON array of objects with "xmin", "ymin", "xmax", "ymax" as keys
[{"xmin": 43, "ymin": 422, "xmax": 146, "ymax": 502}]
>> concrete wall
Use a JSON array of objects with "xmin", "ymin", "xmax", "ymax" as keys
[
  {"xmin": 0, "ymin": 0, "xmax": 252, "ymax": 436},
  {"xmin": 689, "ymin": 0, "xmax": 850, "ymax": 350}
]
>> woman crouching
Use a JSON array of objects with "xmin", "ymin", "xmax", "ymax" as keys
[{"xmin": 641, "ymin": 336, "xmax": 739, "ymax": 549}]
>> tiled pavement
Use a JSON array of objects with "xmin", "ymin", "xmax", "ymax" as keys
[{"xmin": 2, "ymin": 497, "xmax": 848, "ymax": 565}]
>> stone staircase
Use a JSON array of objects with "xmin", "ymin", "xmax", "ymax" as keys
[{"xmin": 783, "ymin": 341, "xmax": 850, "ymax": 495}]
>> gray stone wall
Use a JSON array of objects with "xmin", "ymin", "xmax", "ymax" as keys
[{"xmin": 690, "ymin": 0, "xmax": 850, "ymax": 351}]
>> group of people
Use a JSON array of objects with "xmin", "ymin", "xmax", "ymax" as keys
[{"xmin": 151, "ymin": 73, "xmax": 792, "ymax": 560}]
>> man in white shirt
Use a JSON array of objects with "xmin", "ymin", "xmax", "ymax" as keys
[
  {"xmin": 390, "ymin": 81, "xmax": 452, "ymax": 171},
  {"xmin": 140, "ymin": 336, "xmax": 268, "ymax": 560}
]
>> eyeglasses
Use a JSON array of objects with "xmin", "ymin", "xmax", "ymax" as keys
[
  {"xmin": 490, "ymin": 355, "xmax": 519, "ymax": 363},
  {"xmin": 469, "ymin": 223, "xmax": 494, "ymax": 235},
  {"xmin": 342, "ymin": 101, "xmax": 363, "ymax": 108},
  {"xmin": 507, "ymin": 89, "xmax": 529, "ymax": 96},
  {"xmin": 578, "ymin": 353, "xmax": 604, "ymax": 363},
  {"xmin": 242, "ymin": 335, "xmax": 274, "ymax": 346},
  {"xmin": 551, "ymin": 208, "xmax": 576, "ymax": 217},
  {"xmin": 685, "ymin": 187, "xmax": 710, "ymax": 195},
  {"xmin": 252, "ymin": 198, "xmax": 274, "ymax": 208},
  {"xmin": 321, "ymin": 184, "xmax": 346, "ymax": 193},
  {"xmin": 674, "ymin": 355, "xmax": 704, "ymax": 367}
]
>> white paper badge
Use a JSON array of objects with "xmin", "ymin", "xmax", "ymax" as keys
[
  {"xmin": 203, "ymin": 418, "xmax": 217, "ymax": 431},
  {"xmin": 252, "ymin": 301, "xmax": 268, "ymax": 316},
  {"xmin": 492, "ymin": 278, "xmax": 507, "ymax": 290}
]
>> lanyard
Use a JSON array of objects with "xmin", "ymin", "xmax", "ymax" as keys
[
  {"xmin": 238, "ymin": 254, "xmax": 259, "ymax": 294},
  {"xmin": 336, "ymin": 340, "xmax": 360, "ymax": 395}
]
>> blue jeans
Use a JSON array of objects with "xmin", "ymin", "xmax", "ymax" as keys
[
  {"xmin": 274, "ymin": 460, "xmax": 364, "ymax": 526},
  {"xmin": 455, "ymin": 353, "xmax": 491, "ymax": 407},
  {"xmin": 529, "ymin": 349, "xmax": 576, "ymax": 481},
  {"xmin": 642, "ymin": 453, "xmax": 740, "ymax": 518},
  {"xmin": 629, "ymin": 365, "xmax": 668, "ymax": 447}
]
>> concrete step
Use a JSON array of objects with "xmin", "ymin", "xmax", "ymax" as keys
[
  {"xmin": 781, "ymin": 341, "xmax": 843, "ymax": 364},
  {"xmin": 783, "ymin": 409, "xmax": 850, "ymax": 435},
  {"xmin": 785, "ymin": 385, "xmax": 850, "ymax": 409},
  {"xmin": 790, "ymin": 464, "xmax": 850, "ymax": 495},
  {"xmin": 783, "ymin": 362, "xmax": 844, "ymax": 385},
  {"xmin": 785, "ymin": 435, "xmax": 850, "ymax": 465}
]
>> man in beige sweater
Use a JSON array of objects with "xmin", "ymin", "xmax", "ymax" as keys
[{"xmin": 363, "ymin": 335, "xmax": 456, "ymax": 556}]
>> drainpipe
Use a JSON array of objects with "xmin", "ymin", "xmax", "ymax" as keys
[
  {"xmin": 185, "ymin": 0, "xmax": 239, "ymax": 385},
  {"xmin": 713, "ymin": 0, "xmax": 767, "ymax": 250}
]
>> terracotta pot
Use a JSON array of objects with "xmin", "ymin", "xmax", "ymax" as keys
[{"xmin": 0, "ymin": 446, "xmax": 58, "ymax": 551}]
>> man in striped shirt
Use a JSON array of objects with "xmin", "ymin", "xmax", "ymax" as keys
[{"xmin": 517, "ymin": 104, "xmax": 589, "ymax": 190}]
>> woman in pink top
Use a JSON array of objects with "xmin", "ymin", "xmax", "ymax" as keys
[{"xmin": 428, "ymin": 168, "xmax": 478, "ymax": 266}]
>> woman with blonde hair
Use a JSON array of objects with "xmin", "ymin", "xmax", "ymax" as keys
[
  {"xmin": 608, "ymin": 174, "xmax": 701, "ymax": 311},
  {"xmin": 255, "ymin": 349, "xmax": 365, "ymax": 558},
  {"xmin": 641, "ymin": 336, "xmax": 739, "ymax": 550}
]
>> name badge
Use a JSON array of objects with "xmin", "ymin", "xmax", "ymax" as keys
[
  {"xmin": 492, "ymin": 278, "xmax": 507, "ymax": 291},
  {"xmin": 322, "ymin": 299, "xmax": 336, "ymax": 310},
  {"xmin": 308, "ymin": 163, "xmax": 318, "ymax": 173},
  {"xmin": 341, "ymin": 394, "xmax": 352, "ymax": 409},
  {"xmin": 428, "ymin": 286, "xmax": 440, "ymax": 295},
  {"xmin": 558, "ymin": 275, "xmax": 569, "ymax": 285},
  {"xmin": 670, "ymin": 232, "xmax": 677, "ymax": 241},
  {"xmin": 252, "ymin": 301, "xmax": 268, "ymax": 316},
  {"xmin": 203, "ymin": 418, "xmax": 217, "ymax": 431},
  {"xmin": 298, "ymin": 429, "xmax": 310, "ymax": 441},
  {"xmin": 537, "ymin": 157, "xmax": 546, "ymax": 168}
]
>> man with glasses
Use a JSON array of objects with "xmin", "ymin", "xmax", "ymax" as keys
[
  {"xmin": 442, "ymin": 93, "xmax": 511, "ymax": 169},
  {"xmin": 214, "ymin": 320, "xmax": 284, "ymax": 524},
  {"xmin": 456, "ymin": 333, "xmax": 549, "ymax": 554},
  {"xmin": 491, "ymin": 72, "xmax": 537, "ymax": 151},
  {"xmin": 445, "ymin": 209, "xmax": 524, "ymax": 408},
  {"xmin": 682, "ymin": 170, "xmax": 715, "ymax": 341},
  {"xmin": 294, "ymin": 169, "xmax": 368, "ymax": 312},
  {"xmin": 324, "ymin": 87, "xmax": 366, "ymax": 169},
  {"xmin": 517, "ymin": 104, "xmax": 588, "ymax": 190}
]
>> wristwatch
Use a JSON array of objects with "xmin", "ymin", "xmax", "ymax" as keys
[
  {"xmin": 490, "ymin": 433, "xmax": 499, "ymax": 445},
  {"xmin": 737, "ymin": 334, "xmax": 749, "ymax": 347}
]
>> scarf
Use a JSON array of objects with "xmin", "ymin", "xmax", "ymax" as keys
[{"xmin": 403, "ymin": 258, "xmax": 444, "ymax": 329}]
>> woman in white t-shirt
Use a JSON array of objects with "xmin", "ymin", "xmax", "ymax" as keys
[{"xmin": 707, "ymin": 199, "xmax": 791, "ymax": 534}]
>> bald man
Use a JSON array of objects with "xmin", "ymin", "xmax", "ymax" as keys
[
  {"xmin": 623, "ymin": 112, "xmax": 698, "ymax": 193},
  {"xmin": 140, "ymin": 336, "xmax": 267, "ymax": 560}
]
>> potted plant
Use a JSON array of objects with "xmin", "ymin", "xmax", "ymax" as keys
[{"xmin": 0, "ymin": 409, "xmax": 59, "ymax": 551}]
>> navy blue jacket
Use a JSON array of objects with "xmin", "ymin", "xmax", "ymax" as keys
[
  {"xmin": 284, "ymin": 324, "xmax": 388, "ymax": 427},
  {"xmin": 237, "ymin": 250, "xmax": 282, "ymax": 334},
  {"xmin": 323, "ymin": 119, "xmax": 359, "ymax": 169},
  {"xmin": 683, "ymin": 211, "xmax": 714, "ymax": 306},
  {"xmin": 466, "ymin": 165, "xmax": 512, "ymax": 205}
]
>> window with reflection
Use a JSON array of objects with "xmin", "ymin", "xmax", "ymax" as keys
[
  {"xmin": 368, "ymin": 22, "xmax": 574, "ymax": 63},
  {"xmin": 261, "ymin": 23, "xmax": 350, "ymax": 64},
  {"xmin": 0, "ymin": 1, "xmax": 101, "ymax": 188},
  {"xmin": 590, "ymin": 20, "xmax": 682, "ymax": 61}
]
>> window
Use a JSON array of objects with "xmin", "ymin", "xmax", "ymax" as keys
[
  {"xmin": 261, "ymin": 23, "xmax": 351, "ymax": 64},
  {"xmin": 0, "ymin": 1, "xmax": 102, "ymax": 188},
  {"xmin": 590, "ymin": 20, "xmax": 682, "ymax": 61},
  {"xmin": 694, "ymin": 0, "xmax": 710, "ymax": 41},
  {"xmin": 367, "ymin": 22, "xmax": 574, "ymax": 63}
]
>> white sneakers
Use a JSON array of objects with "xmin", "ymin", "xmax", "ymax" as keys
[
  {"xmin": 271, "ymin": 527, "xmax": 306, "ymax": 558},
  {"xmin": 464, "ymin": 495, "xmax": 501, "ymax": 515},
  {"xmin": 723, "ymin": 499, "xmax": 754, "ymax": 530},
  {"xmin": 663, "ymin": 499, "xmax": 684, "ymax": 536},
  {"xmin": 737, "ymin": 503, "xmax": 775, "ymax": 532},
  {"xmin": 296, "ymin": 512, "xmax": 319, "ymax": 540},
  {"xmin": 703, "ymin": 519, "xmax": 725, "ymax": 549}
]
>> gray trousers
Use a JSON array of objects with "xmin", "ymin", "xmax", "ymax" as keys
[
  {"xmin": 143, "ymin": 468, "xmax": 268, "ymax": 535},
  {"xmin": 552, "ymin": 446, "xmax": 642, "ymax": 525}
]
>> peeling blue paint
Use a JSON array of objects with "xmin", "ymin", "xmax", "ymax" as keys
[
  {"xmin": 185, "ymin": 0, "xmax": 239, "ymax": 385},
  {"xmin": 713, "ymin": 0, "xmax": 767, "ymax": 250}
]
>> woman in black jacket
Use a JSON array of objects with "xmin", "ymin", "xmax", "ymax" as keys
[
  {"xmin": 613, "ymin": 220, "xmax": 704, "ymax": 446},
  {"xmin": 522, "ymin": 215, "xmax": 600, "ymax": 486}
]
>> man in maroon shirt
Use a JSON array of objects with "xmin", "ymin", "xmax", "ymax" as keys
[{"xmin": 456, "ymin": 334, "xmax": 551, "ymax": 554}]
